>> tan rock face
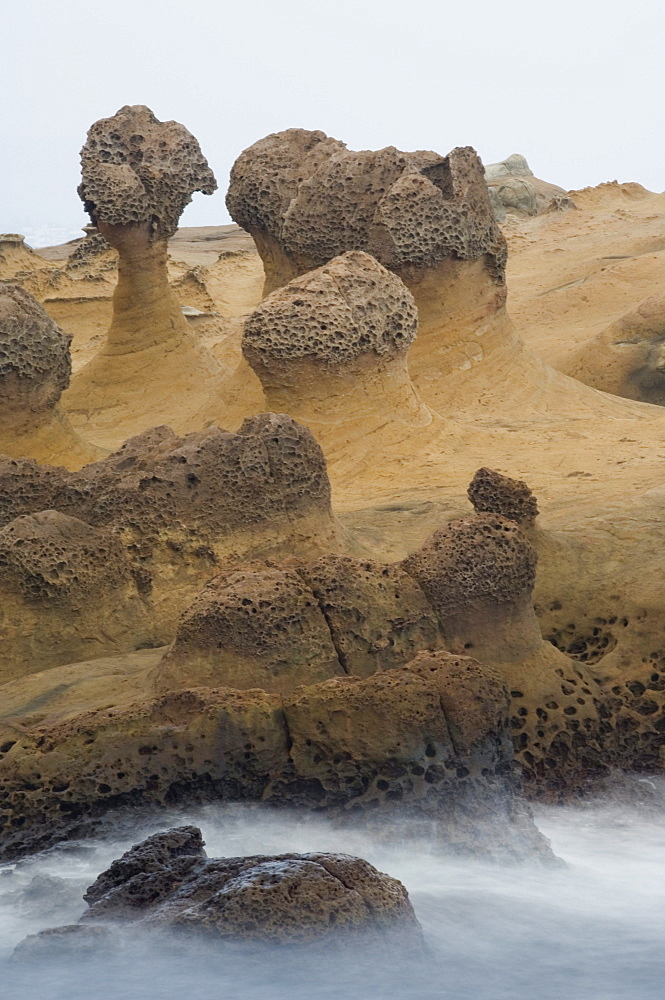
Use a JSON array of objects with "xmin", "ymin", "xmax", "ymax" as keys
[
  {"xmin": 0, "ymin": 511, "xmax": 151, "ymax": 681},
  {"xmin": 0, "ymin": 648, "xmax": 548, "ymax": 862},
  {"xmin": 0, "ymin": 284, "xmax": 101, "ymax": 467},
  {"xmin": 298, "ymin": 555, "xmax": 443, "ymax": 678},
  {"xmin": 0, "ymin": 414, "xmax": 347, "ymax": 665},
  {"xmin": 402, "ymin": 513, "xmax": 537, "ymax": 619},
  {"xmin": 153, "ymin": 566, "xmax": 345, "ymax": 694},
  {"xmin": 561, "ymin": 293, "xmax": 665, "ymax": 405},
  {"xmin": 78, "ymin": 105, "xmax": 217, "ymax": 242}
]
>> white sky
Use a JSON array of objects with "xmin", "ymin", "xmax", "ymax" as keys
[{"xmin": 2, "ymin": 0, "xmax": 663, "ymax": 242}]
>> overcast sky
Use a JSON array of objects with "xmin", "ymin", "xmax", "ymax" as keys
[{"xmin": 2, "ymin": 0, "xmax": 663, "ymax": 244}]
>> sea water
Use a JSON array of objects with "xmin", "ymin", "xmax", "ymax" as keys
[{"xmin": 0, "ymin": 794, "xmax": 663, "ymax": 1000}]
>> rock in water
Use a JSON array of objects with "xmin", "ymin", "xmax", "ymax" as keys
[{"xmin": 15, "ymin": 826, "xmax": 423, "ymax": 955}]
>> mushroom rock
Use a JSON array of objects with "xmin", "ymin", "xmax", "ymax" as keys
[
  {"xmin": 153, "ymin": 564, "xmax": 345, "ymax": 695},
  {"xmin": 298, "ymin": 554, "xmax": 443, "ymax": 677},
  {"xmin": 242, "ymin": 251, "xmax": 442, "ymax": 477},
  {"xmin": 228, "ymin": 128, "xmax": 643, "ymax": 424},
  {"xmin": 0, "ymin": 510, "xmax": 152, "ymax": 681},
  {"xmin": 243, "ymin": 251, "xmax": 428, "ymax": 425},
  {"xmin": 0, "ymin": 283, "xmax": 102, "ymax": 467},
  {"xmin": 402, "ymin": 514, "xmax": 609, "ymax": 797},
  {"xmin": 560, "ymin": 293, "xmax": 665, "ymax": 405},
  {"xmin": 63, "ymin": 105, "xmax": 229, "ymax": 447}
]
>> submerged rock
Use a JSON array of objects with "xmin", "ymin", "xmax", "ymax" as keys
[{"xmin": 15, "ymin": 826, "xmax": 423, "ymax": 955}]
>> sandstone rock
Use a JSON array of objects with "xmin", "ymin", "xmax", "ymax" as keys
[
  {"xmin": 153, "ymin": 565, "xmax": 345, "ymax": 694},
  {"xmin": 467, "ymin": 468, "xmax": 539, "ymax": 528},
  {"xmin": 242, "ymin": 251, "xmax": 429, "ymax": 433},
  {"xmin": 0, "ymin": 510, "xmax": 152, "ymax": 681},
  {"xmin": 227, "ymin": 130, "xmax": 506, "ymax": 293},
  {"xmin": 65, "ymin": 106, "xmax": 226, "ymax": 448},
  {"xmin": 298, "ymin": 554, "xmax": 442, "ymax": 677},
  {"xmin": 0, "ymin": 284, "xmax": 99, "ymax": 466},
  {"xmin": 561, "ymin": 293, "xmax": 665, "ymax": 405},
  {"xmin": 78, "ymin": 105, "xmax": 216, "ymax": 241},
  {"xmin": 27, "ymin": 825, "xmax": 422, "ymax": 951}
]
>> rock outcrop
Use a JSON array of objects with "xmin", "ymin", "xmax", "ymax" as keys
[
  {"xmin": 15, "ymin": 826, "xmax": 421, "ymax": 954},
  {"xmin": 63, "ymin": 105, "xmax": 228, "ymax": 447},
  {"xmin": 560, "ymin": 293, "xmax": 665, "ymax": 405},
  {"xmin": 0, "ymin": 283, "xmax": 100, "ymax": 466},
  {"xmin": 402, "ymin": 513, "xmax": 609, "ymax": 797},
  {"xmin": 0, "ymin": 645, "xmax": 548, "ymax": 862},
  {"xmin": 0, "ymin": 414, "xmax": 348, "ymax": 661},
  {"xmin": 153, "ymin": 565, "xmax": 345, "ymax": 694},
  {"xmin": 0, "ymin": 510, "xmax": 151, "ymax": 681}
]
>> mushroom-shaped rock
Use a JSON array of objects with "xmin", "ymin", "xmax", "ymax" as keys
[
  {"xmin": 561, "ymin": 293, "xmax": 665, "ymax": 405},
  {"xmin": 229, "ymin": 127, "xmax": 610, "ymax": 424},
  {"xmin": 72, "ymin": 826, "xmax": 422, "ymax": 949},
  {"xmin": 0, "ymin": 510, "xmax": 152, "ymax": 681},
  {"xmin": 468, "ymin": 467, "xmax": 539, "ymax": 529},
  {"xmin": 228, "ymin": 132, "xmax": 506, "ymax": 291},
  {"xmin": 78, "ymin": 104, "xmax": 217, "ymax": 240},
  {"xmin": 0, "ymin": 284, "xmax": 99, "ymax": 466},
  {"xmin": 402, "ymin": 516, "xmax": 608, "ymax": 798},
  {"xmin": 298, "ymin": 554, "xmax": 443, "ymax": 677},
  {"xmin": 65, "ymin": 105, "xmax": 226, "ymax": 447},
  {"xmin": 152, "ymin": 565, "xmax": 344, "ymax": 694},
  {"xmin": 242, "ymin": 251, "xmax": 431, "ymax": 443}
]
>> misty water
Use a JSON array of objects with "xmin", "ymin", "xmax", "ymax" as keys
[{"xmin": 1, "ymin": 793, "xmax": 663, "ymax": 1000}]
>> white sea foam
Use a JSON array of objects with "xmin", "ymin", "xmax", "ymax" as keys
[{"xmin": 0, "ymin": 797, "xmax": 663, "ymax": 1000}]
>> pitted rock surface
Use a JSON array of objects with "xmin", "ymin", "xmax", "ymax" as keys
[
  {"xmin": 78, "ymin": 105, "xmax": 217, "ymax": 240},
  {"xmin": 468, "ymin": 468, "xmax": 540, "ymax": 525},
  {"xmin": 227, "ymin": 130, "xmax": 506, "ymax": 280},
  {"xmin": 298, "ymin": 554, "xmax": 442, "ymax": 677},
  {"xmin": 78, "ymin": 826, "xmax": 421, "ymax": 946},
  {"xmin": 402, "ymin": 514, "xmax": 537, "ymax": 617},
  {"xmin": 0, "ymin": 283, "xmax": 71, "ymax": 397},
  {"xmin": 154, "ymin": 564, "xmax": 344, "ymax": 693},
  {"xmin": 243, "ymin": 251, "xmax": 417, "ymax": 368},
  {"xmin": 0, "ymin": 414, "xmax": 332, "ymax": 538},
  {"xmin": 0, "ymin": 510, "xmax": 132, "ymax": 603}
]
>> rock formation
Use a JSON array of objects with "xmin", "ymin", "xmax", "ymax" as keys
[
  {"xmin": 63, "ymin": 105, "xmax": 229, "ymax": 446},
  {"xmin": 560, "ymin": 294, "xmax": 665, "ymax": 405},
  {"xmin": 484, "ymin": 154, "xmax": 574, "ymax": 220},
  {"xmin": 0, "ymin": 283, "xmax": 101, "ymax": 466},
  {"xmin": 153, "ymin": 565, "xmax": 345, "ymax": 694},
  {"xmin": 0, "ymin": 414, "xmax": 350, "ymax": 648},
  {"xmin": 0, "ymin": 510, "xmax": 152, "ymax": 681},
  {"xmin": 0, "ymin": 644, "xmax": 548, "ymax": 861},
  {"xmin": 402, "ymin": 514, "xmax": 608, "ymax": 796},
  {"xmin": 242, "ymin": 251, "xmax": 431, "ymax": 447},
  {"xmin": 227, "ymin": 127, "xmax": 639, "ymax": 428},
  {"xmin": 15, "ymin": 825, "xmax": 422, "ymax": 954}
]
